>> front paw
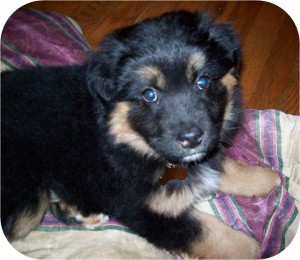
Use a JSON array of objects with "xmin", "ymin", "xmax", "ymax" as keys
[
  {"xmin": 75, "ymin": 213, "xmax": 109, "ymax": 229},
  {"xmin": 251, "ymin": 166, "xmax": 281, "ymax": 196},
  {"xmin": 220, "ymin": 159, "xmax": 281, "ymax": 197}
]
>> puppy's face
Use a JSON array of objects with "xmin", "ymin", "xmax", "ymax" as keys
[{"xmin": 89, "ymin": 11, "xmax": 242, "ymax": 164}]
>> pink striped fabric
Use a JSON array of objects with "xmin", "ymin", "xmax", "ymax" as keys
[{"xmin": 225, "ymin": 109, "xmax": 297, "ymax": 258}]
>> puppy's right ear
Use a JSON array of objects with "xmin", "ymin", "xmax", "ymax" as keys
[{"xmin": 86, "ymin": 36, "xmax": 128, "ymax": 102}]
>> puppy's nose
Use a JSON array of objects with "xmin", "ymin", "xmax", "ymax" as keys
[{"xmin": 177, "ymin": 127, "xmax": 204, "ymax": 149}]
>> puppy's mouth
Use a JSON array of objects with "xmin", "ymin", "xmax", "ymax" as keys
[
  {"xmin": 149, "ymin": 135, "xmax": 213, "ymax": 164},
  {"xmin": 182, "ymin": 152, "xmax": 206, "ymax": 163},
  {"xmin": 166, "ymin": 151, "xmax": 207, "ymax": 165}
]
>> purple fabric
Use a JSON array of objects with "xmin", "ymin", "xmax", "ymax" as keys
[
  {"xmin": 2, "ymin": 8, "xmax": 89, "ymax": 68},
  {"xmin": 221, "ymin": 110, "xmax": 296, "ymax": 258}
]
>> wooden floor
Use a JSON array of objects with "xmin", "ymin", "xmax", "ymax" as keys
[{"xmin": 25, "ymin": 1, "xmax": 299, "ymax": 115}]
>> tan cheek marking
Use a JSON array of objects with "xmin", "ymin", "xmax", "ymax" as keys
[
  {"xmin": 186, "ymin": 52, "xmax": 206, "ymax": 82},
  {"xmin": 188, "ymin": 210, "xmax": 260, "ymax": 259},
  {"xmin": 137, "ymin": 66, "xmax": 166, "ymax": 89},
  {"xmin": 220, "ymin": 69, "xmax": 238, "ymax": 121},
  {"xmin": 220, "ymin": 69, "xmax": 238, "ymax": 101},
  {"xmin": 108, "ymin": 101, "xmax": 158, "ymax": 158}
]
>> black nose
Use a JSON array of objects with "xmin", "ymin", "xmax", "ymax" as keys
[{"xmin": 177, "ymin": 127, "xmax": 204, "ymax": 149}]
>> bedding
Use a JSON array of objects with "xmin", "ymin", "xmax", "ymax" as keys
[{"xmin": 1, "ymin": 8, "xmax": 299, "ymax": 259}]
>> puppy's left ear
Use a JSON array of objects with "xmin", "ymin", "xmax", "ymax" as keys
[
  {"xmin": 209, "ymin": 22, "xmax": 241, "ymax": 68},
  {"xmin": 86, "ymin": 56, "xmax": 116, "ymax": 102},
  {"xmin": 86, "ymin": 36, "xmax": 129, "ymax": 102}
]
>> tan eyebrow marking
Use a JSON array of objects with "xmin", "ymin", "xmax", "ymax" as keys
[
  {"xmin": 186, "ymin": 52, "xmax": 206, "ymax": 82},
  {"xmin": 137, "ymin": 65, "xmax": 166, "ymax": 89}
]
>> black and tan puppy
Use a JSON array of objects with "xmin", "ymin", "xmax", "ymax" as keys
[{"xmin": 1, "ymin": 11, "xmax": 280, "ymax": 258}]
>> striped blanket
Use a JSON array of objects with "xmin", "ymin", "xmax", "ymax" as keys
[{"xmin": 2, "ymin": 8, "xmax": 299, "ymax": 259}]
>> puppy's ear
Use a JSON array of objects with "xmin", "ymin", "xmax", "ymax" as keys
[
  {"xmin": 86, "ymin": 36, "xmax": 129, "ymax": 102},
  {"xmin": 192, "ymin": 12, "xmax": 241, "ymax": 68},
  {"xmin": 208, "ymin": 22, "xmax": 241, "ymax": 68},
  {"xmin": 86, "ymin": 57, "xmax": 114, "ymax": 102}
]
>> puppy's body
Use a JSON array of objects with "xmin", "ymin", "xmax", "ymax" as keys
[
  {"xmin": 1, "ymin": 11, "xmax": 279, "ymax": 258},
  {"xmin": 1, "ymin": 65, "xmax": 217, "ymax": 250}
]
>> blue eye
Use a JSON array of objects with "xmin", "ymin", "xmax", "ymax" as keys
[
  {"xmin": 143, "ymin": 88, "xmax": 158, "ymax": 103},
  {"xmin": 196, "ymin": 75, "xmax": 211, "ymax": 90}
]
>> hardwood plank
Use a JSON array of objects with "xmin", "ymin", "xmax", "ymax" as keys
[
  {"xmin": 67, "ymin": 1, "xmax": 122, "ymax": 42},
  {"xmin": 280, "ymin": 59, "xmax": 299, "ymax": 115},
  {"xmin": 24, "ymin": 1, "xmax": 121, "ymax": 47},
  {"xmin": 247, "ymin": 13, "xmax": 299, "ymax": 114},
  {"xmin": 87, "ymin": 1, "xmax": 149, "ymax": 48},
  {"xmin": 225, "ymin": 1, "xmax": 263, "ymax": 41},
  {"xmin": 238, "ymin": 3, "xmax": 285, "ymax": 108}
]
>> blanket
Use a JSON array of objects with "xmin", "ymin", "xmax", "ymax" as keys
[{"xmin": 1, "ymin": 8, "xmax": 299, "ymax": 259}]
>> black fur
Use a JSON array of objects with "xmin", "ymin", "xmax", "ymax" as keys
[{"xmin": 1, "ymin": 11, "xmax": 242, "ymax": 252}]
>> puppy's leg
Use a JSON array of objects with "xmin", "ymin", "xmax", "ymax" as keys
[
  {"xmin": 49, "ymin": 192, "xmax": 109, "ymax": 229},
  {"xmin": 2, "ymin": 190, "xmax": 49, "ymax": 241},
  {"xmin": 189, "ymin": 210, "xmax": 260, "ymax": 259},
  {"xmin": 127, "ymin": 207, "xmax": 259, "ymax": 259},
  {"xmin": 219, "ymin": 157, "xmax": 281, "ymax": 196}
]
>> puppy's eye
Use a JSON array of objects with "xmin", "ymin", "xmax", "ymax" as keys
[
  {"xmin": 196, "ymin": 75, "xmax": 211, "ymax": 90},
  {"xmin": 143, "ymin": 88, "xmax": 158, "ymax": 103}
]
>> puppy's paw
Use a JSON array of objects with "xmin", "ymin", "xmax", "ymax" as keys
[
  {"xmin": 75, "ymin": 213, "xmax": 109, "ymax": 229},
  {"xmin": 220, "ymin": 159, "xmax": 281, "ymax": 197},
  {"xmin": 253, "ymin": 166, "xmax": 281, "ymax": 196},
  {"xmin": 48, "ymin": 192, "xmax": 109, "ymax": 228}
]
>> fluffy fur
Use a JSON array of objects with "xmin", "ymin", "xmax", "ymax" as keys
[{"xmin": 1, "ymin": 11, "xmax": 279, "ymax": 258}]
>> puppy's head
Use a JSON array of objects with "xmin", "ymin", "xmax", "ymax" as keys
[{"xmin": 88, "ymin": 11, "xmax": 242, "ymax": 164}]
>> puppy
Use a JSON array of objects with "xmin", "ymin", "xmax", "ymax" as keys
[{"xmin": 1, "ymin": 11, "xmax": 280, "ymax": 258}]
